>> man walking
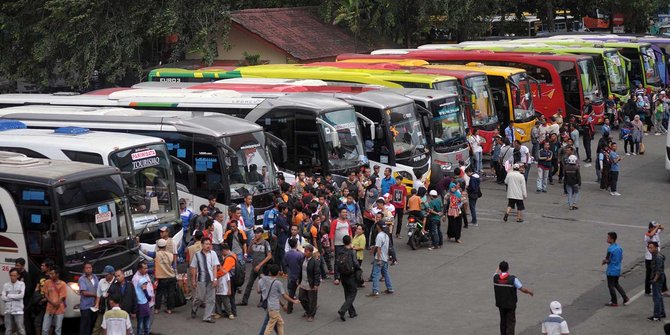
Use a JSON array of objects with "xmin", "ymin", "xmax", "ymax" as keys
[
  {"xmin": 648, "ymin": 241, "xmax": 666, "ymax": 321},
  {"xmin": 466, "ymin": 168, "xmax": 481, "ymax": 226},
  {"xmin": 297, "ymin": 245, "xmax": 320, "ymax": 322},
  {"xmin": 389, "ymin": 175, "xmax": 407, "ymax": 239},
  {"xmin": 3, "ymin": 268, "xmax": 26, "ymax": 335},
  {"xmin": 541, "ymin": 301, "xmax": 569, "ymax": 335},
  {"xmin": 337, "ymin": 235, "xmax": 361, "ymax": 321},
  {"xmin": 537, "ymin": 142, "xmax": 553, "ymax": 192},
  {"xmin": 240, "ymin": 227, "xmax": 273, "ymax": 306},
  {"xmin": 330, "ymin": 207, "xmax": 353, "ymax": 285},
  {"xmin": 493, "ymin": 261, "xmax": 534, "ymax": 335},
  {"xmin": 257, "ymin": 264, "xmax": 300, "ymax": 335},
  {"xmin": 283, "ymin": 238, "xmax": 303, "ymax": 314},
  {"xmin": 504, "ymin": 164, "xmax": 527, "ymax": 223},
  {"xmin": 190, "ymin": 237, "xmax": 220, "ymax": 323},
  {"xmin": 602, "ymin": 232, "xmax": 629, "ymax": 307},
  {"xmin": 368, "ymin": 222, "xmax": 394, "ymax": 297}
]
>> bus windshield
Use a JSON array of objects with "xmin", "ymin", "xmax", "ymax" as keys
[
  {"xmin": 109, "ymin": 143, "xmax": 175, "ymax": 229},
  {"xmin": 431, "ymin": 97, "xmax": 466, "ymax": 147},
  {"xmin": 320, "ymin": 109, "xmax": 366, "ymax": 171},
  {"xmin": 464, "ymin": 75, "xmax": 498, "ymax": 126},
  {"xmin": 55, "ymin": 174, "xmax": 131, "ymax": 264},
  {"xmin": 388, "ymin": 103, "xmax": 427, "ymax": 159},
  {"xmin": 433, "ymin": 80, "xmax": 460, "ymax": 95},
  {"xmin": 641, "ymin": 46, "xmax": 661, "ymax": 85},
  {"xmin": 510, "ymin": 73, "xmax": 535, "ymax": 122},
  {"xmin": 605, "ymin": 51, "xmax": 629, "ymax": 95},
  {"xmin": 225, "ymin": 131, "xmax": 278, "ymax": 199},
  {"xmin": 577, "ymin": 59, "xmax": 602, "ymax": 102}
]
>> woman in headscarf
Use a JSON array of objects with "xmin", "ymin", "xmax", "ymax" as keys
[
  {"xmin": 631, "ymin": 114, "xmax": 644, "ymax": 155},
  {"xmin": 445, "ymin": 182, "xmax": 463, "ymax": 244}
]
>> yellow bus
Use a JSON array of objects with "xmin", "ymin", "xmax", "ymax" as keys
[{"xmin": 425, "ymin": 63, "xmax": 537, "ymax": 142}]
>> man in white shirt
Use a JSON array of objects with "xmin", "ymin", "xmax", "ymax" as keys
[
  {"xmin": 190, "ymin": 238, "xmax": 220, "ymax": 323},
  {"xmin": 513, "ymin": 140, "xmax": 531, "ymax": 182},
  {"xmin": 541, "ymin": 301, "xmax": 569, "ymax": 335},
  {"xmin": 101, "ymin": 296, "xmax": 132, "ymax": 335},
  {"xmin": 212, "ymin": 211, "xmax": 225, "ymax": 260},
  {"xmin": 284, "ymin": 225, "xmax": 305, "ymax": 253},
  {"xmin": 2, "ymin": 268, "xmax": 26, "ymax": 335},
  {"xmin": 368, "ymin": 223, "xmax": 393, "ymax": 296},
  {"xmin": 467, "ymin": 129, "xmax": 484, "ymax": 174},
  {"xmin": 92, "ymin": 265, "xmax": 115, "ymax": 335}
]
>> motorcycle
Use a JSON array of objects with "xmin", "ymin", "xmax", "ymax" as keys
[{"xmin": 407, "ymin": 213, "xmax": 432, "ymax": 250}]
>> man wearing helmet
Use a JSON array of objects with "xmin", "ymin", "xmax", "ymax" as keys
[{"xmin": 563, "ymin": 155, "xmax": 581, "ymax": 210}]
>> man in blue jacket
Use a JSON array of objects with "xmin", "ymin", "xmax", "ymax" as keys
[{"xmin": 602, "ymin": 232, "xmax": 629, "ymax": 306}]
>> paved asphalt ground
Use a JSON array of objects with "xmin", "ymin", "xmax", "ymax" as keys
[{"xmin": 61, "ymin": 129, "xmax": 670, "ymax": 335}]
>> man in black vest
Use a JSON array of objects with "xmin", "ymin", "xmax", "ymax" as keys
[{"xmin": 493, "ymin": 261, "xmax": 534, "ymax": 335}]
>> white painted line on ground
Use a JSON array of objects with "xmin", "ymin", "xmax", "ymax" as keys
[{"xmin": 626, "ymin": 289, "xmax": 646, "ymax": 305}]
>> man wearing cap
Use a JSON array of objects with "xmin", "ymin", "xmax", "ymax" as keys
[
  {"xmin": 541, "ymin": 301, "xmax": 569, "ymax": 335},
  {"xmin": 425, "ymin": 190, "xmax": 443, "ymax": 250},
  {"xmin": 493, "ymin": 261, "xmax": 534, "ymax": 335},
  {"xmin": 154, "ymin": 239, "xmax": 177, "ymax": 314},
  {"xmin": 239, "ymin": 227, "xmax": 272, "ymax": 306},
  {"xmin": 158, "ymin": 226, "xmax": 178, "ymax": 269},
  {"xmin": 92, "ymin": 266, "xmax": 116, "ymax": 335},
  {"xmin": 504, "ymin": 163, "xmax": 527, "ymax": 223}
]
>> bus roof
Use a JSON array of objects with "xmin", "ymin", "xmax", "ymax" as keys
[
  {"xmin": 148, "ymin": 68, "xmax": 241, "ymax": 80},
  {"xmin": 427, "ymin": 63, "xmax": 525, "ymax": 76},
  {"xmin": 0, "ymin": 126, "xmax": 165, "ymax": 155},
  {"xmin": 0, "ymin": 105, "xmax": 265, "ymax": 138},
  {"xmin": 331, "ymin": 90, "xmax": 415, "ymax": 110},
  {"xmin": 384, "ymin": 88, "xmax": 458, "ymax": 103},
  {"xmin": 0, "ymin": 152, "xmax": 120, "ymax": 186},
  {"xmin": 236, "ymin": 64, "xmax": 457, "ymax": 85}
]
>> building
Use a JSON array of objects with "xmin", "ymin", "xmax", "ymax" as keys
[{"xmin": 187, "ymin": 7, "xmax": 367, "ymax": 65}]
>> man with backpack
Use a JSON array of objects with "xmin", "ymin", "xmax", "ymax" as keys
[
  {"xmin": 337, "ymin": 235, "xmax": 361, "ymax": 321},
  {"xmin": 465, "ymin": 168, "xmax": 482, "ymax": 227},
  {"xmin": 299, "ymin": 213, "xmax": 319, "ymax": 247},
  {"xmin": 240, "ymin": 227, "xmax": 273, "ymax": 307}
]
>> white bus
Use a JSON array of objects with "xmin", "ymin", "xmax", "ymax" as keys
[
  {"xmin": 0, "ymin": 152, "xmax": 140, "ymax": 317},
  {"xmin": 0, "ymin": 106, "xmax": 283, "ymax": 225},
  {"xmin": 0, "ymin": 121, "xmax": 178, "ymax": 241},
  {"xmin": 0, "ymin": 91, "xmax": 369, "ymax": 185}
]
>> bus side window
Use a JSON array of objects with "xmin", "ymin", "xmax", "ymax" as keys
[
  {"xmin": 260, "ymin": 110, "xmax": 297, "ymax": 172},
  {"xmin": 61, "ymin": 150, "xmax": 104, "ymax": 165},
  {"xmin": 0, "ymin": 147, "xmax": 49, "ymax": 159},
  {"xmin": 357, "ymin": 107, "xmax": 384, "ymax": 162},
  {"xmin": 0, "ymin": 205, "xmax": 6, "ymax": 232},
  {"xmin": 294, "ymin": 112, "xmax": 321, "ymax": 169}
]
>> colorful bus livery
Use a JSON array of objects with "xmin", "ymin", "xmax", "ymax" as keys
[{"xmin": 148, "ymin": 68, "xmax": 241, "ymax": 82}]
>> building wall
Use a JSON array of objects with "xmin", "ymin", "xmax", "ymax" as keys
[{"xmin": 186, "ymin": 26, "xmax": 292, "ymax": 64}]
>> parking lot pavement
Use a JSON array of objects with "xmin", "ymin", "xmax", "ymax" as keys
[{"xmin": 60, "ymin": 131, "xmax": 670, "ymax": 335}]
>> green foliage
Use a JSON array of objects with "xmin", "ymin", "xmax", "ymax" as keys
[
  {"xmin": 241, "ymin": 51, "xmax": 262, "ymax": 65},
  {"xmin": 0, "ymin": 0, "xmax": 233, "ymax": 91}
]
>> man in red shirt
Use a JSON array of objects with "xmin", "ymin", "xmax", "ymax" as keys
[{"xmin": 389, "ymin": 176, "xmax": 407, "ymax": 239}]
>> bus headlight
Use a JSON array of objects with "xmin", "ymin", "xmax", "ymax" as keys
[
  {"xmin": 68, "ymin": 282, "xmax": 80, "ymax": 295},
  {"xmin": 515, "ymin": 128, "xmax": 526, "ymax": 136}
]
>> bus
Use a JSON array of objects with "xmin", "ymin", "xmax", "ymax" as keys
[
  {"xmin": 335, "ymin": 56, "xmax": 540, "ymax": 143},
  {"xmin": 414, "ymin": 44, "xmax": 631, "ymax": 101},
  {"xmin": 147, "ymin": 67, "xmax": 241, "ymax": 82},
  {"xmin": 0, "ymin": 105, "xmax": 283, "ymax": 226},
  {"xmin": 0, "ymin": 150, "xmax": 140, "ymax": 317},
  {"xmin": 184, "ymin": 82, "xmax": 440, "ymax": 188},
  {"xmin": 340, "ymin": 52, "xmax": 603, "ymax": 122},
  {"xmin": 528, "ymin": 39, "xmax": 662, "ymax": 89},
  {"xmin": 424, "ymin": 63, "xmax": 537, "ymax": 143},
  {"xmin": 303, "ymin": 61, "xmax": 499, "ymax": 152},
  {"xmin": 0, "ymin": 124, "xmax": 178, "ymax": 241}
]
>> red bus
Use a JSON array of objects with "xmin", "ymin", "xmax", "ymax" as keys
[
  {"xmin": 338, "ymin": 50, "xmax": 607, "ymax": 123},
  {"xmin": 303, "ymin": 61, "xmax": 499, "ymax": 152}
]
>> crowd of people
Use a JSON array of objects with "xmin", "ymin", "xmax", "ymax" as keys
[{"xmin": 2, "ymin": 85, "xmax": 668, "ymax": 334}]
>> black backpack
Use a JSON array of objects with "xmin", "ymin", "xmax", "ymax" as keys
[
  {"xmin": 300, "ymin": 221, "xmax": 313, "ymax": 240},
  {"xmin": 335, "ymin": 250, "xmax": 354, "ymax": 275},
  {"xmin": 226, "ymin": 255, "xmax": 246, "ymax": 287}
]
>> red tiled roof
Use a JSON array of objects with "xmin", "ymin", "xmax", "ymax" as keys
[{"xmin": 231, "ymin": 7, "xmax": 367, "ymax": 61}]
